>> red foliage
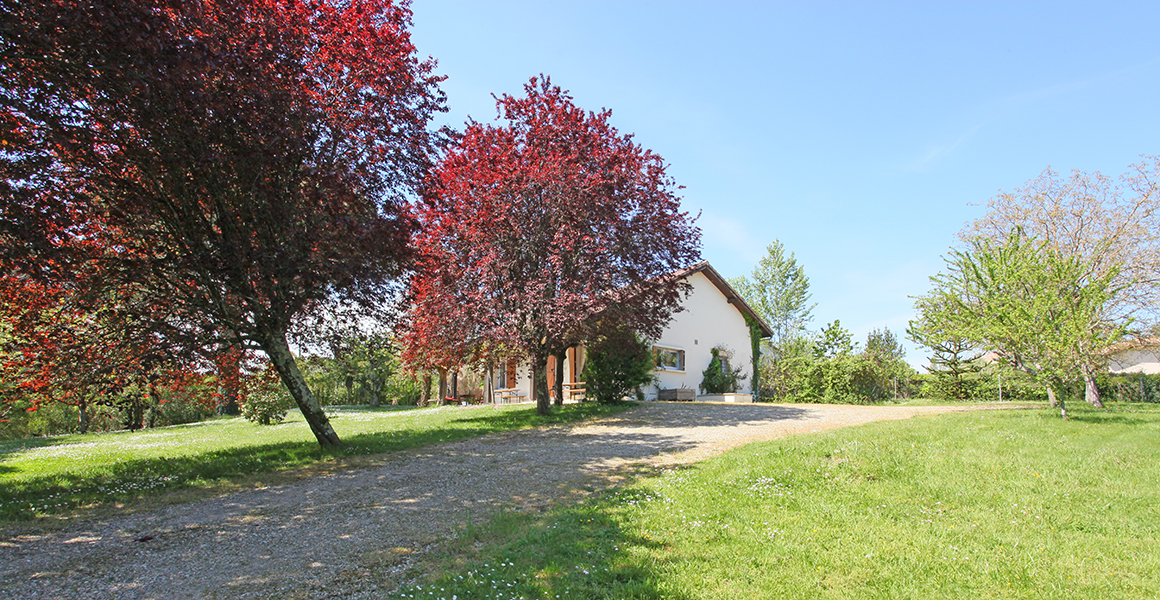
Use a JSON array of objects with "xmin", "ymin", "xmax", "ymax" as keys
[
  {"xmin": 0, "ymin": 271, "xmax": 212, "ymax": 431},
  {"xmin": 407, "ymin": 76, "xmax": 701, "ymax": 413},
  {"xmin": 2, "ymin": 0, "xmax": 444, "ymax": 445}
]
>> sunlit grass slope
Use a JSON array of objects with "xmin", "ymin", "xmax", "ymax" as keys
[
  {"xmin": 394, "ymin": 403, "xmax": 1160, "ymax": 600},
  {"xmin": 0, "ymin": 402, "xmax": 628, "ymax": 523}
]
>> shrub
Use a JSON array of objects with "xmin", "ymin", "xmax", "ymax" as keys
[
  {"xmin": 582, "ymin": 329, "xmax": 655, "ymax": 403},
  {"xmin": 700, "ymin": 346, "xmax": 747, "ymax": 394},
  {"xmin": 1098, "ymin": 372, "xmax": 1160, "ymax": 403},
  {"xmin": 384, "ymin": 369, "xmax": 423, "ymax": 405},
  {"xmin": 241, "ymin": 365, "xmax": 293, "ymax": 425},
  {"xmin": 0, "ymin": 400, "xmax": 85, "ymax": 438}
]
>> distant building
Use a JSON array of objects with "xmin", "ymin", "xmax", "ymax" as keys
[
  {"xmin": 489, "ymin": 262, "xmax": 772, "ymax": 403},
  {"xmin": 1107, "ymin": 338, "xmax": 1160, "ymax": 375}
]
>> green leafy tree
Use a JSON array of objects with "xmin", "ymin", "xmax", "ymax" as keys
[
  {"xmin": 961, "ymin": 158, "xmax": 1160, "ymax": 406},
  {"xmin": 731, "ymin": 240, "xmax": 815, "ymax": 400},
  {"xmin": 580, "ymin": 329, "xmax": 655, "ymax": 404},
  {"xmin": 860, "ymin": 327, "xmax": 910, "ymax": 400},
  {"xmin": 814, "ymin": 320, "xmax": 856, "ymax": 359},
  {"xmin": 730, "ymin": 240, "xmax": 816, "ymax": 347},
  {"xmin": 908, "ymin": 297, "xmax": 983, "ymax": 400},
  {"xmin": 864, "ymin": 328, "xmax": 905, "ymax": 363},
  {"xmin": 758, "ymin": 335, "xmax": 816, "ymax": 401},
  {"xmin": 916, "ymin": 231, "xmax": 1125, "ymax": 418}
]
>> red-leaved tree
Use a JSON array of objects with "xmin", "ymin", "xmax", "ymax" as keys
[
  {"xmin": 412, "ymin": 76, "xmax": 701, "ymax": 415},
  {"xmin": 0, "ymin": 270, "xmax": 201, "ymax": 432},
  {"xmin": 1, "ymin": 0, "xmax": 444, "ymax": 446}
]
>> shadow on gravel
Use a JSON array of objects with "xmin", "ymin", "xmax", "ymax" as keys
[
  {"xmin": 624, "ymin": 401, "xmax": 814, "ymax": 429},
  {"xmin": 0, "ymin": 403, "xmax": 630, "ymax": 522}
]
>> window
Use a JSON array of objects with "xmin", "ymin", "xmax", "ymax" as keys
[
  {"xmin": 717, "ymin": 349, "xmax": 733, "ymax": 374},
  {"xmin": 653, "ymin": 346, "xmax": 685, "ymax": 372}
]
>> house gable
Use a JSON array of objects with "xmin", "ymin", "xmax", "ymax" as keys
[{"xmin": 647, "ymin": 266, "xmax": 767, "ymax": 398}]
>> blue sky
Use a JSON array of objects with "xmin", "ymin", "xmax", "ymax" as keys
[{"xmin": 409, "ymin": 1, "xmax": 1160, "ymax": 368}]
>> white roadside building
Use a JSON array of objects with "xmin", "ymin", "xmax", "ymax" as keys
[{"xmin": 488, "ymin": 262, "xmax": 772, "ymax": 404}]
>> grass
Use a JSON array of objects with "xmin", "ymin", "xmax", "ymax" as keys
[
  {"xmin": 0, "ymin": 402, "xmax": 630, "ymax": 524},
  {"xmin": 390, "ymin": 402, "xmax": 1160, "ymax": 599}
]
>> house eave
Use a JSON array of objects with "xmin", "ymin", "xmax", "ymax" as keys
[{"xmin": 675, "ymin": 261, "xmax": 774, "ymax": 338}]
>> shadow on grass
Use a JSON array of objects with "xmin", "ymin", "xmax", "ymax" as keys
[
  {"xmin": 0, "ymin": 402, "xmax": 631, "ymax": 522},
  {"xmin": 1067, "ymin": 413, "xmax": 1157, "ymax": 425},
  {"xmin": 0, "ymin": 436, "xmax": 60, "ymax": 458},
  {"xmin": 403, "ymin": 493, "xmax": 691, "ymax": 600},
  {"xmin": 0, "ymin": 439, "xmax": 327, "ymax": 521}
]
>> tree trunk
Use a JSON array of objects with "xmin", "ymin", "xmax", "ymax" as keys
[
  {"xmin": 437, "ymin": 368, "xmax": 448, "ymax": 405},
  {"xmin": 147, "ymin": 382, "xmax": 160, "ymax": 429},
  {"xmin": 1050, "ymin": 381, "xmax": 1067, "ymax": 419},
  {"xmin": 419, "ymin": 373, "xmax": 431, "ymax": 407},
  {"xmin": 368, "ymin": 372, "xmax": 381, "ymax": 408},
  {"xmin": 77, "ymin": 402, "xmax": 89, "ymax": 434},
  {"xmin": 534, "ymin": 350, "xmax": 551, "ymax": 416},
  {"xmin": 261, "ymin": 331, "xmax": 341, "ymax": 447},
  {"xmin": 1083, "ymin": 365, "xmax": 1104, "ymax": 408},
  {"xmin": 553, "ymin": 349, "xmax": 566, "ymax": 408},
  {"xmin": 124, "ymin": 397, "xmax": 144, "ymax": 431},
  {"xmin": 485, "ymin": 359, "xmax": 495, "ymax": 404},
  {"xmin": 1046, "ymin": 386, "xmax": 1059, "ymax": 408},
  {"xmin": 451, "ymin": 370, "xmax": 459, "ymax": 404}
]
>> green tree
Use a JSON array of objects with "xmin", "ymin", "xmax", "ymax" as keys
[
  {"xmin": 916, "ymin": 231, "xmax": 1125, "ymax": 418},
  {"xmin": 861, "ymin": 327, "xmax": 910, "ymax": 400},
  {"xmin": 730, "ymin": 240, "xmax": 815, "ymax": 399},
  {"xmin": 864, "ymin": 327, "xmax": 905, "ymax": 363},
  {"xmin": 730, "ymin": 240, "xmax": 815, "ymax": 347},
  {"xmin": 814, "ymin": 320, "xmax": 856, "ymax": 359},
  {"xmin": 962, "ymin": 158, "xmax": 1160, "ymax": 406},
  {"xmin": 908, "ymin": 296, "xmax": 983, "ymax": 400},
  {"xmin": 759, "ymin": 332, "xmax": 816, "ymax": 401}
]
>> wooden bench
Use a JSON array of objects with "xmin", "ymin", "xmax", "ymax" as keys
[
  {"xmin": 493, "ymin": 388, "xmax": 523, "ymax": 404},
  {"xmin": 562, "ymin": 381, "xmax": 587, "ymax": 402}
]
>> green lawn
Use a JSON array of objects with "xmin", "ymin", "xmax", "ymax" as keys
[
  {"xmin": 391, "ymin": 403, "xmax": 1160, "ymax": 599},
  {"xmin": 0, "ymin": 402, "xmax": 629, "ymax": 523}
]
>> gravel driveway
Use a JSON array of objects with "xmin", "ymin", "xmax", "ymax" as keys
[{"xmin": 0, "ymin": 402, "xmax": 983, "ymax": 599}]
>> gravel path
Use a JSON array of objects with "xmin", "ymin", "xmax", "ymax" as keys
[{"xmin": 0, "ymin": 402, "xmax": 987, "ymax": 599}]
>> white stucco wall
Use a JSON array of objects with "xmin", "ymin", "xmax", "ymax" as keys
[{"xmin": 645, "ymin": 271, "xmax": 755, "ymax": 399}]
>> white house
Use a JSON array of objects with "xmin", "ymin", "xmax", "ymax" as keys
[
  {"xmin": 1108, "ymin": 338, "xmax": 1160, "ymax": 375},
  {"xmin": 487, "ymin": 262, "xmax": 772, "ymax": 403}
]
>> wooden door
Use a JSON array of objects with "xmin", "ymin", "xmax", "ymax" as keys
[
  {"xmin": 505, "ymin": 360, "xmax": 517, "ymax": 389},
  {"xmin": 547, "ymin": 355, "xmax": 557, "ymax": 398}
]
